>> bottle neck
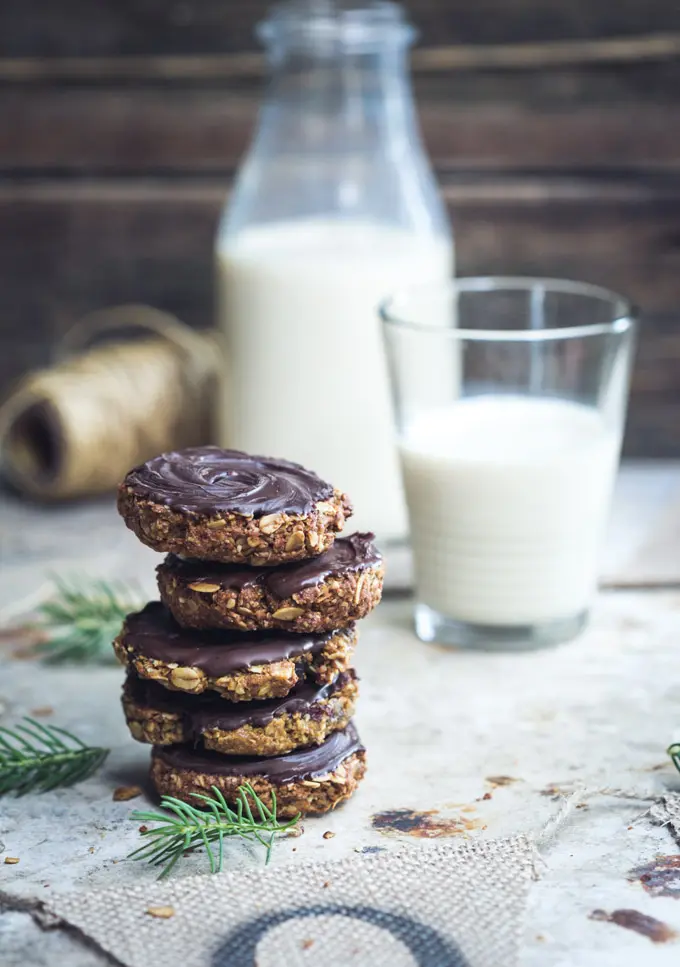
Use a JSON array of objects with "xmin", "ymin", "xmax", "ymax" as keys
[
  {"xmin": 224, "ymin": 3, "xmax": 450, "ymax": 239},
  {"xmin": 256, "ymin": 43, "xmax": 419, "ymax": 155}
]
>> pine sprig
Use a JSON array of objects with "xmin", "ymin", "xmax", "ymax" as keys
[
  {"xmin": 0, "ymin": 717, "xmax": 109, "ymax": 796},
  {"xmin": 35, "ymin": 577, "xmax": 141, "ymax": 664},
  {"xmin": 129, "ymin": 784, "xmax": 300, "ymax": 879},
  {"xmin": 667, "ymin": 743, "xmax": 680, "ymax": 775}
]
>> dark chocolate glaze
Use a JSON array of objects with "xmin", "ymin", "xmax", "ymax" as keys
[
  {"xmin": 123, "ymin": 446, "xmax": 334, "ymax": 517},
  {"xmin": 154, "ymin": 722, "xmax": 364, "ymax": 784},
  {"xmin": 122, "ymin": 602, "xmax": 349, "ymax": 676},
  {"xmin": 164, "ymin": 533, "xmax": 382, "ymax": 599},
  {"xmin": 126, "ymin": 670, "xmax": 356, "ymax": 733}
]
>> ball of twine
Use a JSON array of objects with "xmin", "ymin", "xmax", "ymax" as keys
[{"xmin": 0, "ymin": 305, "xmax": 223, "ymax": 500}]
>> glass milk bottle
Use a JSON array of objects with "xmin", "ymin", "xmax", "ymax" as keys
[{"xmin": 216, "ymin": 0, "xmax": 453, "ymax": 541}]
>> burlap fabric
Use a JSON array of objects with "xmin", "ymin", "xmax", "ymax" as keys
[{"xmin": 31, "ymin": 836, "xmax": 537, "ymax": 967}]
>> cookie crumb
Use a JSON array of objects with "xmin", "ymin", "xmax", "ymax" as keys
[
  {"xmin": 481, "ymin": 792, "xmax": 492, "ymax": 801},
  {"xmin": 4, "ymin": 857, "xmax": 19, "ymax": 865},
  {"xmin": 323, "ymin": 831, "xmax": 335, "ymax": 840},
  {"xmin": 113, "ymin": 785, "xmax": 142, "ymax": 802},
  {"xmin": 139, "ymin": 825, "xmax": 149, "ymax": 833},
  {"xmin": 88, "ymin": 847, "xmax": 95, "ymax": 854},
  {"xmin": 322, "ymin": 881, "xmax": 331, "ymax": 889},
  {"xmin": 146, "ymin": 906, "xmax": 175, "ymax": 919},
  {"xmin": 30, "ymin": 706, "xmax": 54, "ymax": 717},
  {"xmin": 301, "ymin": 939, "xmax": 314, "ymax": 950}
]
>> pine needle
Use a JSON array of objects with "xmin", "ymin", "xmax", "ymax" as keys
[
  {"xmin": 34, "ymin": 577, "xmax": 141, "ymax": 664},
  {"xmin": 0, "ymin": 717, "xmax": 109, "ymax": 796},
  {"xmin": 129, "ymin": 783, "xmax": 300, "ymax": 879}
]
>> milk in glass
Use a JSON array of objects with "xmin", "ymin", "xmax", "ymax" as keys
[{"xmin": 400, "ymin": 396, "xmax": 621, "ymax": 625}]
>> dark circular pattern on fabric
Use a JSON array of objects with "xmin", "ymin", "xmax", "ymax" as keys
[{"xmin": 212, "ymin": 904, "xmax": 469, "ymax": 967}]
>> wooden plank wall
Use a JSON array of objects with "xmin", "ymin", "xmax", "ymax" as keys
[{"xmin": 1, "ymin": 0, "xmax": 680, "ymax": 455}]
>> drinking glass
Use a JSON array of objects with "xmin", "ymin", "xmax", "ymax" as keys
[{"xmin": 381, "ymin": 277, "xmax": 636, "ymax": 650}]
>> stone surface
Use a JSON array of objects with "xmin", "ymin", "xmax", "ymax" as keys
[{"xmin": 2, "ymin": 464, "xmax": 680, "ymax": 965}]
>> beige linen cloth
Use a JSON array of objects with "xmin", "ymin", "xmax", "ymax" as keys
[
  {"xmin": 9, "ymin": 789, "xmax": 679, "ymax": 967},
  {"xmin": 10, "ymin": 837, "xmax": 538, "ymax": 967}
]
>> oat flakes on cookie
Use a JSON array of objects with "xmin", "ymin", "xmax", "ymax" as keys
[
  {"xmin": 113, "ymin": 602, "xmax": 357, "ymax": 702},
  {"xmin": 122, "ymin": 669, "xmax": 359, "ymax": 756},
  {"xmin": 117, "ymin": 446, "xmax": 352, "ymax": 565},
  {"xmin": 150, "ymin": 722, "xmax": 366, "ymax": 817},
  {"xmin": 157, "ymin": 533, "xmax": 383, "ymax": 634}
]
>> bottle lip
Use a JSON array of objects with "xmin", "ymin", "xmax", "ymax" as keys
[{"xmin": 257, "ymin": 1, "xmax": 416, "ymax": 51}]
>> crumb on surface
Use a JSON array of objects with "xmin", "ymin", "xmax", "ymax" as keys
[
  {"xmin": 4, "ymin": 857, "xmax": 19, "ymax": 865},
  {"xmin": 113, "ymin": 785, "xmax": 143, "ymax": 801},
  {"xmin": 30, "ymin": 706, "xmax": 54, "ymax": 717},
  {"xmin": 323, "ymin": 830, "xmax": 335, "ymax": 840},
  {"xmin": 146, "ymin": 906, "xmax": 175, "ymax": 919},
  {"xmin": 301, "ymin": 939, "xmax": 314, "ymax": 950}
]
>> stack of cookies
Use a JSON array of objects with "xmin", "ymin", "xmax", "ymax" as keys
[{"xmin": 113, "ymin": 447, "xmax": 383, "ymax": 817}]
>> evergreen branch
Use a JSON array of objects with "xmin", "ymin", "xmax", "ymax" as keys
[
  {"xmin": 0, "ymin": 717, "xmax": 109, "ymax": 796},
  {"xmin": 129, "ymin": 783, "xmax": 300, "ymax": 879},
  {"xmin": 34, "ymin": 577, "xmax": 141, "ymax": 664},
  {"xmin": 667, "ymin": 743, "xmax": 680, "ymax": 775}
]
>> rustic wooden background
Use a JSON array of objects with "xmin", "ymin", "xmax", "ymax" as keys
[{"xmin": 1, "ymin": 0, "xmax": 680, "ymax": 455}]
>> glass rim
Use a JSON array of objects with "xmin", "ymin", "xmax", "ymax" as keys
[{"xmin": 380, "ymin": 276, "xmax": 638, "ymax": 343}]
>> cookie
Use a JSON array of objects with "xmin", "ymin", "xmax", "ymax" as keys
[
  {"xmin": 113, "ymin": 602, "xmax": 357, "ymax": 702},
  {"xmin": 122, "ymin": 669, "xmax": 359, "ymax": 756},
  {"xmin": 117, "ymin": 447, "xmax": 352, "ymax": 565},
  {"xmin": 157, "ymin": 533, "xmax": 383, "ymax": 634},
  {"xmin": 150, "ymin": 723, "xmax": 366, "ymax": 817}
]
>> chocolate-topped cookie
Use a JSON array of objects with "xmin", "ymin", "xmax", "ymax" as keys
[
  {"xmin": 150, "ymin": 723, "xmax": 366, "ymax": 817},
  {"xmin": 113, "ymin": 602, "xmax": 357, "ymax": 702},
  {"xmin": 157, "ymin": 533, "xmax": 383, "ymax": 633},
  {"xmin": 117, "ymin": 447, "xmax": 352, "ymax": 565},
  {"xmin": 122, "ymin": 669, "xmax": 359, "ymax": 756}
]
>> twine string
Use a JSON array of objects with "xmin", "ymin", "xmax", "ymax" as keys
[{"xmin": 0, "ymin": 305, "xmax": 222, "ymax": 500}]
